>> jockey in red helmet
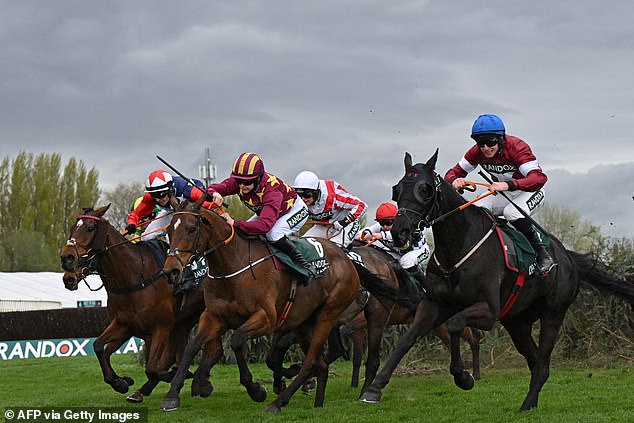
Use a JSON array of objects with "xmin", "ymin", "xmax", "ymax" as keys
[{"xmin": 357, "ymin": 202, "xmax": 430, "ymax": 285}]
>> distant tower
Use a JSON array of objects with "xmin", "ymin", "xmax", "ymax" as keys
[{"xmin": 199, "ymin": 148, "xmax": 217, "ymax": 186}]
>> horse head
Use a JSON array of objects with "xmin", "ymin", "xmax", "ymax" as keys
[
  {"xmin": 390, "ymin": 150, "xmax": 441, "ymax": 251},
  {"xmin": 60, "ymin": 204, "xmax": 111, "ymax": 274},
  {"xmin": 62, "ymin": 267, "xmax": 90, "ymax": 291},
  {"xmin": 164, "ymin": 196, "xmax": 214, "ymax": 285}
]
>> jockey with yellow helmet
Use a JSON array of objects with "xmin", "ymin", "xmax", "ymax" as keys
[
  {"xmin": 197, "ymin": 152, "xmax": 316, "ymax": 284},
  {"xmin": 357, "ymin": 201, "xmax": 430, "ymax": 285}
]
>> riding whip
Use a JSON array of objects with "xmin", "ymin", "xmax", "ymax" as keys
[
  {"xmin": 477, "ymin": 170, "xmax": 548, "ymax": 234},
  {"xmin": 156, "ymin": 155, "xmax": 208, "ymax": 196}
]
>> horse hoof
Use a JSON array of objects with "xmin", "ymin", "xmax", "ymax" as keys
[
  {"xmin": 454, "ymin": 371, "xmax": 475, "ymax": 390},
  {"xmin": 122, "ymin": 376, "xmax": 135, "ymax": 387},
  {"xmin": 359, "ymin": 389, "xmax": 382, "ymax": 404},
  {"xmin": 248, "ymin": 383, "xmax": 267, "ymax": 403},
  {"xmin": 126, "ymin": 392, "xmax": 144, "ymax": 403},
  {"xmin": 265, "ymin": 403, "xmax": 280, "ymax": 414},
  {"xmin": 301, "ymin": 378, "xmax": 316, "ymax": 395},
  {"xmin": 192, "ymin": 381, "xmax": 213, "ymax": 398},
  {"xmin": 160, "ymin": 396, "xmax": 180, "ymax": 412},
  {"xmin": 112, "ymin": 379, "xmax": 130, "ymax": 394}
]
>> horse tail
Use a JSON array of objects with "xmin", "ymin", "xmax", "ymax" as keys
[
  {"xmin": 390, "ymin": 264, "xmax": 425, "ymax": 311},
  {"xmin": 567, "ymin": 249, "xmax": 634, "ymax": 307},
  {"xmin": 352, "ymin": 262, "xmax": 400, "ymax": 307}
]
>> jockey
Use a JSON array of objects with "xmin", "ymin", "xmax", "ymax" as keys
[
  {"xmin": 444, "ymin": 113, "xmax": 555, "ymax": 276},
  {"xmin": 200, "ymin": 152, "xmax": 317, "ymax": 285},
  {"xmin": 292, "ymin": 170, "xmax": 367, "ymax": 248},
  {"xmin": 125, "ymin": 170, "xmax": 209, "ymax": 242},
  {"xmin": 356, "ymin": 202, "xmax": 430, "ymax": 285},
  {"xmin": 128, "ymin": 196, "xmax": 161, "ymax": 242}
]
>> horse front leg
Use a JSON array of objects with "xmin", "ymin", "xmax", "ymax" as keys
[
  {"xmin": 446, "ymin": 301, "xmax": 496, "ymax": 391},
  {"xmin": 266, "ymin": 332, "xmax": 300, "ymax": 395},
  {"xmin": 161, "ymin": 311, "xmax": 217, "ymax": 411},
  {"xmin": 93, "ymin": 321, "xmax": 133, "ymax": 394},
  {"xmin": 446, "ymin": 315, "xmax": 474, "ymax": 390},
  {"xmin": 359, "ymin": 298, "xmax": 441, "ymax": 404},
  {"xmin": 231, "ymin": 311, "xmax": 272, "ymax": 403},
  {"xmin": 127, "ymin": 328, "xmax": 177, "ymax": 403}
]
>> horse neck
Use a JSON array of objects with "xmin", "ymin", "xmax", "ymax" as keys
[
  {"xmin": 432, "ymin": 185, "xmax": 491, "ymax": 258},
  {"xmin": 200, "ymin": 211, "xmax": 254, "ymax": 270},
  {"xmin": 96, "ymin": 224, "xmax": 152, "ymax": 289}
]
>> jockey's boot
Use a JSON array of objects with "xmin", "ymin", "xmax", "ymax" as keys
[
  {"xmin": 273, "ymin": 236, "xmax": 317, "ymax": 286},
  {"xmin": 514, "ymin": 218, "xmax": 556, "ymax": 277},
  {"xmin": 404, "ymin": 265, "xmax": 426, "ymax": 292}
]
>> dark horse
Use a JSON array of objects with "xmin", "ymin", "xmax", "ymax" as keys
[
  {"xmin": 160, "ymin": 197, "xmax": 386, "ymax": 413},
  {"xmin": 360, "ymin": 151, "xmax": 634, "ymax": 411},
  {"xmin": 346, "ymin": 241, "xmax": 480, "ymax": 392},
  {"xmin": 60, "ymin": 204, "xmax": 204, "ymax": 402}
]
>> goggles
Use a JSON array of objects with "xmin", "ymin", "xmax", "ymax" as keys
[{"xmin": 150, "ymin": 191, "xmax": 169, "ymax": 199}]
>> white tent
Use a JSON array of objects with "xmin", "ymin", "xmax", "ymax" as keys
[{"xmin": 0, "ymin": 272, "xmax": 108, "ymax": 311}]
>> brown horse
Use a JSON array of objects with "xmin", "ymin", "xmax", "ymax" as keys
[
  {"xmin": 159, "ymin": 197, "xmax": 377, "ymax": 413},
  {"xmin": 345, "ymin": 242, "xmax": 481, "ymax": 393},
  {"xmin": 60, "ymin": 204, "xmax": 204, "ymax": 402}
]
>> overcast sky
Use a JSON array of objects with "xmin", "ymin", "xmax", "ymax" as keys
[{"xmin": 1, "ymin": 1, "xmax": 632, "ymax": 239}]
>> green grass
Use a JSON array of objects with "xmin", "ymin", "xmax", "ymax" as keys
[{"xmin": 1, "ymin": 355, "xmax": 633, "ymax": 423}]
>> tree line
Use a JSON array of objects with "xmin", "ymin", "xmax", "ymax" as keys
[
  {"xmin": 0, "ymin": 151, "xmax": 632, "ymax": 278},
  {"xmin": 0, "ymin": 152, "xmax": 100, "ymax": 271}
]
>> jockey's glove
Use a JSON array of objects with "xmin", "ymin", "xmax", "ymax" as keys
[
  {"xmin": 333, "ymin": 219, "xmax": 350, "ymax": 231},
  {"xmin": 124, "ymin": 223, "xmax": 137, "ymax": 235}
]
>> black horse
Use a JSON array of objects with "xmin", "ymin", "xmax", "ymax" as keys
[{"xmin": 360, "ymin": 150, "xmax": 634, "ymax": 411}]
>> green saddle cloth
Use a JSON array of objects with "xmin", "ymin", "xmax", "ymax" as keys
[
  {"xmin": 499, "ymin": 224, "xmax": 550, "ymax": 273},
  {"xmin": 270, "ymin": 237, "xmax": 329, "ymax": 278}
]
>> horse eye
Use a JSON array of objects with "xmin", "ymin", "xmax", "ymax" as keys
[
  {"xmin": 87, "ymin": 226, "xmax": 95, "ymax": 232},
  {"xmin": 187, "ymin": 226, "xmax": 197, "ymax": 235}
]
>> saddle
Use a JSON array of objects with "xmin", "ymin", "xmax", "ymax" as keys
[{"xmin": 268, "ymin": 237, "xmax": 329, "ymax": 280}]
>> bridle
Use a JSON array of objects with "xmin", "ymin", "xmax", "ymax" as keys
[
  {"xmin": 393, "ymin": 171, "xmax": 443, "ymax": 237},
  {"xmin": 166, "ymin": 211, "xmax": 235, "ymax": 268},
  {"xmin": 66, "ymin": 214, "xmax": 164, "ymax": 294}
]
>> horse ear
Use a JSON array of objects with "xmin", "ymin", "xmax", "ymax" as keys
[
  {"xmin": 95, "ymin": 204, "xmax": 110, "ymax": 217},
  {"xmin": 425, "ymin": 148, "xmax": 439, "ymax": 171},
  {"xmin": 404, "ymin": 152, "xmax": 412, "ymax": 169},
  {"xmin": 193, "ymin": 194, "xmax": 205, "ymax": 211}
]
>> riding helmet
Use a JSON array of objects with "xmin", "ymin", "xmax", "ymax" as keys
[
  {"xmin": 231, "ymin": 153, "xmax": 265, "ymax": 180},
  {"xmin": 293, "ymin": 171, "xmax": 320, "ymax": 200},
  {"xmin": 145, "ymin": 170, "xmax": 174, "ymax": 193},
  {"xmin": 375, "ymin": 202, "xmax": 398, "ymax": 221}
]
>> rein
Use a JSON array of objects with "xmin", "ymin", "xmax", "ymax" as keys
[
  {"xmin": 70, "ymin": 214, "xmax": 165, "ymax": 294},
  {"xmin": 167, "ymin": 211, "xmax": 235, "ymax": 269}
]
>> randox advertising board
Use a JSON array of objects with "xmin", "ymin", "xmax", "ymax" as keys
[{"xmin": 0, "ymin": 337, "xmax": 143, "ymax": 360}]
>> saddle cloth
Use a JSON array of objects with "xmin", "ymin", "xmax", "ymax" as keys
[
  {"xmin": 495, "ymin": 224, "xmax": 548, "ymax": 276},
  {"xmin": 270, "ymin": 237, "xmax": 329, "ymax": 279}
]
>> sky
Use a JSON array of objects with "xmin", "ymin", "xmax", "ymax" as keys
[{"xmin": 1, "ymin": 1, "xmax": 632, "ymax": 239}]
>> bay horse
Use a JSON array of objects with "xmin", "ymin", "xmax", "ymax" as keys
[
  {"xmin": 359, "ymin": 150, "xmax": 634, "ymax": 411},
  {"xmin": 346, "ymin": 241, "xmax": 480, "ymax": 392},
  {"xmin": 159, "ymin": 197, "xmax": 396, "ymax": 413},
  {"xmin": 60, "ymin": 204, "xmax": 204, "ymax": 403}
]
